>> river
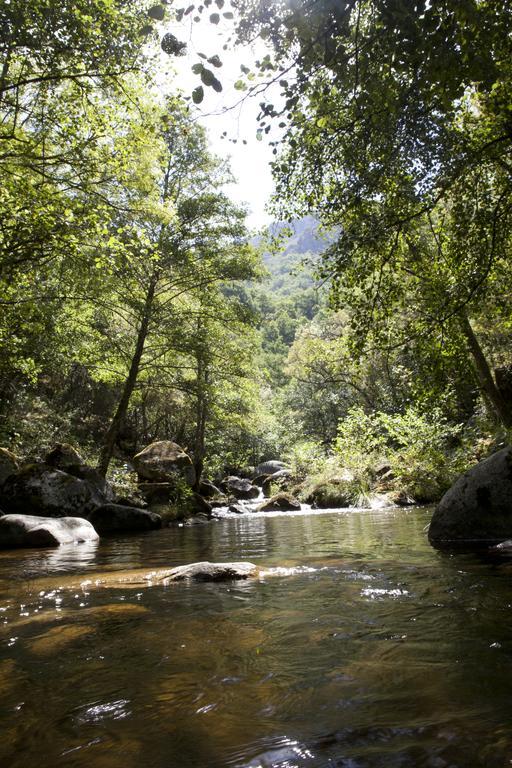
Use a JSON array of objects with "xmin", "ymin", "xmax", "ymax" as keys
[{"xmin": 1, "ymin": 506, "xmax": 512, "ymax": 767}]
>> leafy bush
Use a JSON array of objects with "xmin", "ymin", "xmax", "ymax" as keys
[{"xmin": 334, "ymin": 406, "xmax": 471, "ymax": 503}]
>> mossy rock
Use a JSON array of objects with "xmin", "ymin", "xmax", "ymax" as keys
[{"xmin": 304, "ymin": 480, "xmax": 353, "ymax": 509}]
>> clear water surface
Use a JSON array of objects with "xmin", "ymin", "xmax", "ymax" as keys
[{"xmin": 1, "ymin": 506, "xmax": 512, "ymax": 768}]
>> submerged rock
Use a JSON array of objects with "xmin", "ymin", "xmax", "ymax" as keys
[
  {"xmin": 133, "ymin": 441, "xmax": 196, "ymax": 486},
  {"xmin": 258, "ymin": 493, "xmax": 301, "ymax": 512},
  {"xmin": 162, "ymin": 561, "xmax": 258, "ymax": 582},
  {"xmin": 0, "ymin": 514, "xmax": 99, "ymax": 549},
  {"xmin": 0, "ymin": 447, "xmax": 19, "ymax": 487},
  {"xmin": 88, "ymin": 503, "xmax": 162, "ymax": 534},
  {"xmin": 222, "ymin": 476, "xmax": 259, "ymax": 500},
  {"xmin": 1, "ymin": 464, "xmax": 108, "ymax": 517},
  {"xmin": 428, "ymin": 447, "xmax": 512, "ymax": 547}
]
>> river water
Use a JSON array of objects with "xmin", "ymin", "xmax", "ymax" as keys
[{"xmin": 1, "ymin": 506, "xmax": 512, "ymax": 768}]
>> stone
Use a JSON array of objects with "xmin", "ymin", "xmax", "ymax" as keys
[
  {"xmin": 222, "ymin": 476, "xmax": 259, "ymax": 500},
  {"xmin": 253, "ymin": 473, "xmax": 271, "ymax": 487},
  {"xmin": 258, "ymin": 493, "xmax": 301, "ymax": 512},
  {"xmin": 428, "ymin": 447, "xmax": 512, "ymax": 547},
  {"xmin": 88, "ymin": 503, "xmax": 162, "ymax": 534},
  {"xmin": 0, "ymin": 447, "xmax": 19, "ymax": 487},
  {"xmin": 228, "ymin": 504, "xmax": 245, "ymax": 514},
  {"xmin": 44, "ymin": 443, "xmax": 84, "ymax": 469},
  {"xmin": 199, "ymin": 479, "xmax": 222, "ymax": 498},
  {"xmin": 1, "ymin": 464, "xmax": 108, "ymax": 517},
  {"xmin": 304, "ymin": 480, "xmax": 352, "ymax": 509},
  {"xmin": 262, "ymin": 469, "xmax": 293, "ymax": 497},
  {"xmin": 0, "ymin": 514, "xmax": 99, "ymax": 549},
  {"xmin": 254, "ymin": 460, "xmax": 288, "ymax": 477},
  {"xmin": 188, "ymin": 492, "xmax": 212, "ymax": 517},
  {"xmin": 138, "ymin": 482, "xmax": 174, "ymax": 504},
  {"xmin": 488, "ymin": 540, "xmax": 512, "ymax": 555},
  {"xmin": 133, "ymin": 441, "xmax": 196, "ymax": 486},
  {"xmin": 65, "ymin": 464, "xmax": 115, "ymax": 502},
  {"xmin": 161, "ymin": 561, "xmax": 258, "ymax": 582}
]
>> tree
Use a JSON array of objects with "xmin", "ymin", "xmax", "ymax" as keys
[
  {"xmin": 227, "ymin": 0, "xmax": 512, "ymax": 427},
  {"xmin": 96, "ymin": 106, "xmax": 260, "ymax": 475}
]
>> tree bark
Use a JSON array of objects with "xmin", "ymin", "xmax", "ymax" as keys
[
  {"xmin": 459, "ymin": 312, "xmax": 512, "ymax": 428},
  {"xmin": 97, "ymin": 275, "xmax": 158, "ymax": 477}
]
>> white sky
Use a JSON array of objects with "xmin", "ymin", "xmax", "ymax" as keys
[{"xmin": 158, "ymin": 12, "xmax": 278, "ymax": 230}]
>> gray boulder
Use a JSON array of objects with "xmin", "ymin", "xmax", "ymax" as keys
[
  {"xmin": 0, "ymin": 447, "xmax": 19, "ymax": 487},
  {"xmin": 199, "ymin": 479, "xmax": 222, "ymax": 498},
  {"xmin": 0, "ymin": 514, "xmax": 99, "ymax": 549},
  {"xmin": 1, "ymin": 464, "xmax": 108, "ymax": 517},
  {"xmin": 161, "ymin": 561, "xmax": 257, "ymax": 582},
  {"xmin": 133, "ymin": 441, "xmax": 196, "ymax": 486},
  {"xmin": 254, "ymin": 460, "xmax": 288, "ymax": 477},
  {"xmin": 258, "ymin": 493, "xmax": 301, "ymax": 513},
  {"xmin": 428, "ymin": 447, "xmax": 512, "ymax": 547},
  {"xmin": 222, "ymin": 476, "xmax": 259, "ymax": 500},
  {"xmin": 88, "ymin": 503, "xmax": 162, "ymax": 534}
]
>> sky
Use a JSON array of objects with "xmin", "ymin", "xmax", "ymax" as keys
[{"xmin": 159, "ymin": 12, "xmax": 278, "ymax": 230}]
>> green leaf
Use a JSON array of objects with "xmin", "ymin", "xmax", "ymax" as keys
[
  {"xmin": 192, "ymin": 85, "xmax": 204, "ymax": 104},
  {"xmin": 223, "ymin": 11, "xmax": 233, "ymax": 18},
  {"xmin": 148, "ymin": 4, "xmax": 165, "ymax": 20},
  {"xmin": 192, "ymin": 62, "xmax": 204, "ymax": 74},
  {"xmin": 200, "ymin": 67, "xmax": 216, "ymax": 86},
  {"xmin": 209, "ymin": 12, "xmax": 220, "ymax": 23},
  {"xmin": 208, "ymin": 54, "xmax": 222, "ymax": 68}
]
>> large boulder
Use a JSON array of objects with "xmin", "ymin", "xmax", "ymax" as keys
[
  {"xmin": 199, "ymin": 479, "xmax": 222, "ymax": 498},
  {"xmin": 258, "ymin": 493, "xmax": 301, "ymax": 513},
  {"xmin": 162, "ymin": 561, "xmax": 257, "ymax": 582},
  {"xmin": 133, "ymin": 441, "xmax": 196, "ymax": 486},
  {"xmin": 0, "ymin": 447, "xmax": 19, "ymax": 487},
  {"xmin": 428, "ymin": 447, "xmax": 512, "ymax": 547},
  {"xmin": 254, "ymin": 460, "xmax": 288, "ymax": 477},
  {"xmin": 88, "ymin": 503, "xmax": 162, "ymax": 534},
  {"xmin": 1, "ymin": 464, "xmax": 108, "ymax": 517},
  {"xmin": 222, "ymin": 476, "xmax": 259, "ymax": 500},
  {"xmin": 0, "ymin": 514, "xmax": 99, "ymax": 549},
  {"xmin": 304, "ymin": 479, "xmax": 352, "ymax": 509},
  {"xmin": 43, "ymin": 444, "xmax": 115, "ymax": 501}
]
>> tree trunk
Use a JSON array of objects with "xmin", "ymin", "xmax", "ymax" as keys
[
  {"xmin": 193, "ymin": 362, "xmax": 208, "ymax": 490},
  {"xmin": 459, "ymin": 312, "xmax": 512, "ymax": 428},
  {"xmin": 97, "ymin": 275, "xmax": 157, "ymax": 477}
]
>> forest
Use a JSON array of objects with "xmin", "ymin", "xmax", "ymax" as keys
[
  {"xmin": 1, "ymin": 1, "xmax": 511, "ymax": 508},
  {"xmin": 1, "ymin": 2, "xmax": 512, "ymax": 767}
]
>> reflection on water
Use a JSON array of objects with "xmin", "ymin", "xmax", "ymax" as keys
[{"xmin": 1, "ymin": 507, "xmax": 512, "ymax": 767}]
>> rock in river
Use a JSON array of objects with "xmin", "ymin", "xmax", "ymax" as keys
[
  {"xmin": 0, "ymin": 514, "xmax": 99, "ymax": 548},
  {"xmin": 222, "ymin": 476, "xmax": 259, "ymax": 500},
  {"xmin": 162, "ymin": 561, "xmax": 258, "ymax": 582},
  {"xmin": 258, "ymin": 493, "xmax": 301, "ymax": 512},
  {"xmin": 1, "ymin": 464, "xmax": 109, "ymax": 517},
  {"xmin": 88, "ymin": 503, "xmax": 162, "ymax": 534},
  {"xmin": 133, "ymin": 441, "xmax": 196, "ymax": 486},
  {"xmin": 254, "ymin": 460, "xmax": 288, "ymax": 477},
  {"xmin": 428, "ymin": 446, "xmax": 512, "ymax": 547}
]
